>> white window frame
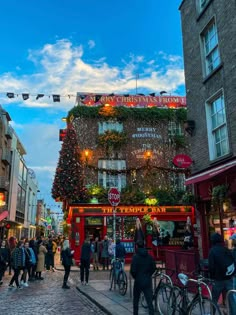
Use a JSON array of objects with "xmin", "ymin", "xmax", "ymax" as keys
[
  {"xmin": 168, "ymin": 121, "xmax": 184, "ymax": 136},
  {"xmin": 201, "ymin": 19, "xmax": 220, "ymax": 76},
  {"xmin": 98, "ymin": 159, "xmax": 126, "ymax": 191},
  {"xmin": 197, "ymin": 0, "xmax": 209, "ymax": 11},
  {"xmin": 205, "ymin": 91, "xmax": 229, "ymax": 160},
  {"xmin": 98, "ymin": 121, "xmax": 123, "ymax": 134}
]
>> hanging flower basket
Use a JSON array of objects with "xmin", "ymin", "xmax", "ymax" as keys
[{"xmin": 97, "ymin": 130, "xmax": 127, "ymax": 149}]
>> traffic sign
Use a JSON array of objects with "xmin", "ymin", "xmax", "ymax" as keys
[{"xmin": 108, "ymin": 187, "xmax": 120, "ymax": 207}]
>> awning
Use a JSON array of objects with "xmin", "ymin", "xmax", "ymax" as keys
[
  {"xmin": 0, "ymin": 210, "xmax": 9, "ymax": 222},
  {"xmin": 185, "ymin": 159, "xmax": 236, "ymax": 185}
]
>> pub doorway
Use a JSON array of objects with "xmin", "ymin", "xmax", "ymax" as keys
[{"xmin": 85, "ymin": 226, "xmax": 102, "ymax": 241}]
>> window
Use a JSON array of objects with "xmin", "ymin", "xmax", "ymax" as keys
[
  {"xmin": 202, "ymin": 21, "xmax": 220, "ymax": 76},
  {"xmin": 199, "ymin": 0, "xmax": 208, "ymax": 10},
  {"xmin": 168, "ymin": 121, "xmax": 183, "ymax": 136},
  {"xmin": 98, "ymin": 121, "xmax": 123, "ymax": 134},
  {"xmin": 206, "ymin": 94, "xmax": 229, "ymax": 160},
  {"xmin": 98, "ymin": 159, "xmax": 126, "ymax": 191}
]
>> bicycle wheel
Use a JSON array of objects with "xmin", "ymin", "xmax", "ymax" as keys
[
  {"xmin": 109, "ymin": 267, "xmax": 114, "ymax": 290},
  {"xmin": 188, "ymin": 297, "xmax": 222, "ymax": 315},
  {"xmin": 118, "ymin": 270, "xmax": 128, "ymax": 296},
  {"xmin": 155, "ymin": 283, "xmax": 174, "ymax": 315}
]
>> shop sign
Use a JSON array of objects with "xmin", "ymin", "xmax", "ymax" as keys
[
  {"xmin": 173, "ymin": 154, "xmax": 193, "ymax": 168},
  {"xmin": 85, "ymin": 217, "xmax": 103, "ymax": 225}
]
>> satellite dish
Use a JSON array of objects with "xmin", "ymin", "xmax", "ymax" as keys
[{"xmin": 28, "ymin": 168, "xmax": 36, "ymax": 179}]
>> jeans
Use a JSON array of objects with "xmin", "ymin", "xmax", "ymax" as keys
[
  {"xmin": 133, "ymin": 283, "xmax": 154, "ymax": 315},
  {"xmin": 9, "ymin": 268, "xmax": 21, "ymax": 287},
  {"xmin": 63, "ymin": 265, "xmax": 71, "ymax": 285},
  {"xmin": 212, "ymin": 278, "xmax": 233, "ymax": 305},
  {"xmin": 80, "ymin": 259, "xmax": 90, "ymax": 283}
]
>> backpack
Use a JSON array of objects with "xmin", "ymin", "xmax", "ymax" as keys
[{"xmin": 220, "ymin": 248, "xmax": 235, "ymax": 277}]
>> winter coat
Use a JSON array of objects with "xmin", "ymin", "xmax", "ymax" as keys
[
  {"xmin": 80, "ymin": 242, "xmax": 91, "ymax": 262},
  {"xmin": 130, "ymin": 248, "xmax": 156, "ymax": 289},
  {"xmin": 0, "ymin": 247, "xmax": 9, "ymax": 264},
  {"xmin": 134, "ymin": 228, "xmax": 145, "ymax": 245},
  {"xmin": 116, "ymin": 241, "xmax": 126, "ymax": 259},
  {"xmin": 208, "ymin": 243, "xmax": 234, "ymax": 281},
  {"xmin": 61, "ymin": 248, "xmax": 74, "ymax": 266},
  {"xmin": 36, "ymin": 244, "xmax": 47, "ymax": 272},
  {"xmin": 11, "ymin": 247, "xmax": 25, "ymax": 270},
  {"xmin": 101, "ymin": 240, "xmax": 109, "ymax": 258}
]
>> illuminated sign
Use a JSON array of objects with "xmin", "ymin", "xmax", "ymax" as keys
[{"xmin": 78, "ymin": 94, "xmax": 186, "ymax": 108}]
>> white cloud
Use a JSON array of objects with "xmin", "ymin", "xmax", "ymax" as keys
[
  {"xmin": 88, "ymin": 40, "xmax": 95, "ymax": 49},
  {"xmin": 0, "ymin": 38, "xmax": 185, "ymax": 109}
]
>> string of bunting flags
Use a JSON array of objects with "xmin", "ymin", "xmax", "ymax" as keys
[{"xmin": 3, "ymin": 92, "xmax": 78, "ymax": 102}]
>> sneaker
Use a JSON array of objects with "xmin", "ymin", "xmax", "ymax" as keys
[
  {"xmin": 85, "ymin": 282, "xmax": 89, "ymax": 286},
  {"xmin": 20, "ymin": 280, "xmax": 24, "ymax": 285},
  {"xmin": 52, "ymin": 268, "xmax": 55, "ymax": 272},
  {"xmin": 17, "ymin": 286, "xmax": 23, "ymax": 290},
  {"xmin": 8, "ymin": 284, "xmax": 14, "ymax": 288},
  {"xmin": 23, "ymin": 282, "xmax": 29, "ymax": 287}
]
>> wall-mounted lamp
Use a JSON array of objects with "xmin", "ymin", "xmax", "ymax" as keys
[{"xmin": 184, "ymin": 120, "xmax": 195, "ymax": 136}]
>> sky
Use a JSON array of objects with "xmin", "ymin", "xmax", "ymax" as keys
[{"xmin": 0, "ymin": 0, "xmax": 185, "ymax": 211}]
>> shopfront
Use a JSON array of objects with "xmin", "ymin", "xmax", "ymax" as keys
[{"xmin": 67, "ymin": 204, "xmax": 195, "ymax": 264}]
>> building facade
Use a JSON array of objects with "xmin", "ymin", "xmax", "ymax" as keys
[
  {"xmin": 54, "ymin": 93, "xmax": 196, "ymax": 262},
  {"xmin": 179, "ymin": 0, "xmax": 236, "ymax": 257}
]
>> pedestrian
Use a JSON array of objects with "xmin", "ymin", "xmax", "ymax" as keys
[
  {"xmin": 101, "ymin": 235, "xmax": 109, "ymax": 270},
  {"xmin": 28, "ymin": 239, "xmax": 37, "ymax": 280},
  {"xmin": 92, "ymin": 237, "xmax": 100, "ymax": 271},
  {"xmin": 8, "ymin": 236, "xmax": 16, "ymax": 275},
  {"xmin": 61, "ymin": 239, "xmax": 74, "ymax": 289},
  {"xmin": 80, "ymin": 238, "xmax": 91, "ymax": 285},
  {"xmin": 230, "ymin": 233, "xmax": 236, "ymax": 289},
  {"xmin": 0, "ymin": 240, "xmax": 9, "ymax": 285},
  {"xmin": 45, "ymin": 235, "xmax": 57, "ymax": 272},
  {"xmin": 134, "ymin": 218, "xmax": 145, "ymax": 250},
  {"xmin": 9, "ymin": 240, "xmax": 25, "ymax": 289},
  {"xmin": 35, "ymin": 240, "xmax": 47, "ymax": 280},
  {"xmin": 20, "ymin": 241, "xmax": 30, "ymax": 287},
  {"xmin": 208, "ymin": 232, "xmax": 234, "ymax": 307},
  {"xmin": 130, "ymin": 240, "xmax": 156, "ymax": 315}
]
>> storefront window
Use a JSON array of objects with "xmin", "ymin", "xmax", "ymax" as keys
[
  {"xmin": 106, "ymin": 216, "xmax": 122, "ymax": 239},
  {"xmin": 123, "ymin": 216, "xmax": 137, "ymax": 240}
]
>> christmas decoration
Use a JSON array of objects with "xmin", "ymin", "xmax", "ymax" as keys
[{"xmin": 51, "ymin": 124, "xmax": 86, "ymax": 203}]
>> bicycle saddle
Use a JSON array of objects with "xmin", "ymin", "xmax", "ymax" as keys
[{"xmin": 178, "ymin": 273, "xmax": 189, "ymax": 286}]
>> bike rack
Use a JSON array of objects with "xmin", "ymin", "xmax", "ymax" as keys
[{"xmin": 226, "ymin": 289, "xmax": 236, "ymax": 315}]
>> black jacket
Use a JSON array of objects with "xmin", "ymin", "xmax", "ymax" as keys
[
  {"xmin": 130, "ymin": 248, "xmax": 156, "ymax": 288},
  {"xmin": 80, "ymin": 242, "xmax": 91, "ymax": 262},
  {"xmin": 116, "ymin": 241, "xmax": 126, "ymax": 259},
  {"xmin": 134, "ymin": 228, "xmax": 145, "ymax": 244},
  {"xmin": 61, "ymin": 248, "xmax": 73, "ymax": 266},
  {"xmin": 208, "ymin": 243, "xmax": 234, "ymax": 281}
]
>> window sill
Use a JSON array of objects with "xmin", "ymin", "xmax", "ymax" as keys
[
  {"xmin": 196, "ymin": 0, "xmax": 214, "ymax": 21},
  {"xmin": 202, "ymin": 63, "xmax": 223, "ymax": 84},
  {"xmin": 209, "ymin": 152, "xmax": 233, "ymax": 166}
]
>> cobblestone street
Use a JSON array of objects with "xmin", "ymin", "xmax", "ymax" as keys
[{"xmin": 0, "ymin": 269, "xmax": 106, "ymax": 315}]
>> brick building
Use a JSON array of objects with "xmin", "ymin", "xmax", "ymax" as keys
[
  {"xmin": 56, "ymin": 93, "xmax": 197, "ymax": 263},
  {"xmin": 179, "ymin": 0, "xmax": 236, "ymax": 257}
]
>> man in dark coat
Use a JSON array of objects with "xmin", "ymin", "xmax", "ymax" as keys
[
  {"xmin": 80, "ymin": 239, "xmax": 91, "ymax": 285},
  {"xmin": 208, "ymin": 232, "xmax": 234, "ymax": 306},
  {"xmin": 130, "ymin": 240, "xmax": 156, "ymax": 315}
]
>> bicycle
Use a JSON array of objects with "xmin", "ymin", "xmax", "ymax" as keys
[
  {"xmin": 109, "ymin": 258, "xmax": 128, "ymax": 296},
  {"xmin": 141, "ymin": 267, "xmax": 174, "ymax": 314},
  {"xmin": 169, "ymin": 272, "xmax": 222, "ymax": 315}
]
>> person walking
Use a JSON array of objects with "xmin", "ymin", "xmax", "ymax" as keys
[
  {"xmin": 61, "ymin": 239, "xmax": 74, "ymax": 289},
  {"xmin": 92, "ymin": 237, "xmax": 100, "ymax": 271},
  {"xmin": 9, "ymin": 240, "xmax": 25, "ymax": 289},
  {"xmin": 134, "ymin": 218, "xmax": 145, "ymax": 250},
  {"xmin": 130, "ymin": 240, "xmax": 156, "ymax": 315},
  {"xmin": 101, "ymin": 235, "xmax": 109, "ymax": 270},
  {"xmin": 8, "ymin": 236, "xmax": 16, "ymax": 275},
  {"xmin": 0, "ymin": 240, "xmax": 9, "ymax": 285},
  {"xmin": 45, "ymin": 236, "xmax": 57, "ymax": 272},
  {"xmin": 208, "ymin": 232, "xmax": 234, "ymax": 307},
  {"xmin": 80, "ymin": 238, "xmax": 91, "ymax": 285},
  {"xmin": 35, "ymin": 240, "xmax": 47, "ymax": 280},
  {"xmin": 28, "ymin": 239, "xmax": 37, "ymax": 280}
]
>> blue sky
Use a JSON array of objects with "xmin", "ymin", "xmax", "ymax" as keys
[{"xmin": 0, "ymin": 0, "xmax": 185, "ymax": 209}]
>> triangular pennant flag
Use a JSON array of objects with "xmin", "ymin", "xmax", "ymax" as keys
[
  {"xmin": 6, "ymin": 92, "xmax": 14, "ymax": 99},
  {"xmin": 22, "ymin": 93, "xmax": 29, "ymax": 100},
  {"xmin": 95, "ymin": 95, "xmax": 102, "ymax": 103},
  {"xmin": 149, "ymin": 93, "xmax": 155, "ymax": 97},
  {"xmin": 53, "ymin": 95, "xmax": 60, "ymax": 102},
  {"xmin": 36, "ymin": 94, "xmax": 44, "ymax": 100}
]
